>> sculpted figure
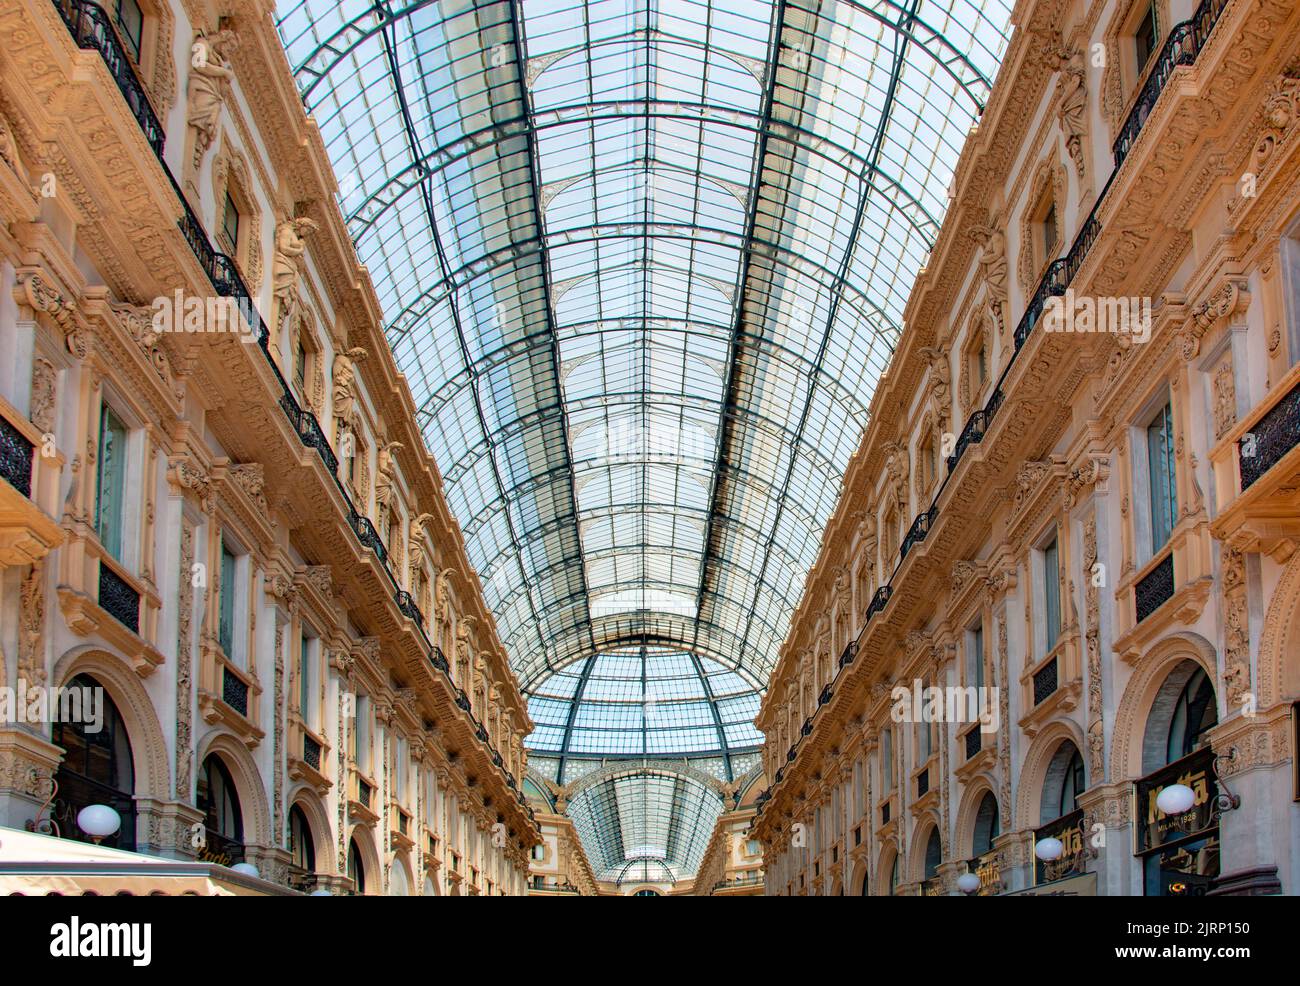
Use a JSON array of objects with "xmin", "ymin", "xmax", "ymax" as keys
[
  {"xmin": 187, "ymin": 30, "xmax": 239, "ymax": 169},
  {"xmin": 1054, "ymin": 44, "xmax": 1088, "ymax": 176},
  {"xmin": 331, "ymin": 347, "xmax": 367, "ymax": 424},
  {"xmin": 272, "ymin": 217, "xmax": 318, "ymax": 334},
  {"xmin": 971, "ymin": 223, "xmax": 1008, "ymax": 334}
]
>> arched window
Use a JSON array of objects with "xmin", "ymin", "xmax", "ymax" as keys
[
  {"xmin": 888, "ymin": 853, "xmax": 900, "ymax": 894},
  {"xmin": 288, "ymin": 804, "xmax": 315, "ymax": 876},
  {"xmin": 1059, "ymin": 748, "xmax": 1085, "ymax": 817},
  {"xmin": 52, "ymin": 675, "xmax": 136, "ymax": 851},
  {"xmin": 1166, "ymin": 666, "xmax": 1217, "ymax": 764},
  {"xmin": 923, "ymin": 828, "xmax": 942, "ymax": 880},
  {"xmin": 972, "ymin": 792, "xmax": 1000, "ymax": 856},
  {"xmin": 1041, "ymin": 741, "xmax": 1086, "ymax": 824},
  {"xmin": 348, "ymin": 837, "xmax": 367, "ymax": 894},
  {"xmin": 197, "ymin": 754, "xmax": 244, "ymax": 864}
]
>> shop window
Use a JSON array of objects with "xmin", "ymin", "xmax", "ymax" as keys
[
  {"xmin": 197, "ymin": 754, "xmax": 245, "ymax": 865},
  {"xmin": 52, "ymin": 675, "xmax": 137, "ymax": 851}
]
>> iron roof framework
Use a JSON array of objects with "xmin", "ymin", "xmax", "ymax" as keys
[
  {"xmin": 564, "ymin": 764, "xmax": 725, "ymax": 881},
  {"xmin": 275, "ymin": 0, "xmax": 1011, "ymax": 855}
]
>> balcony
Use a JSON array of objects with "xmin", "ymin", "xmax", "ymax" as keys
[
  {"xmin": 198, "ymin": 645, "xmax": 262, "ymax": 746},
  {"xmin": 1018, "ymin": 637, "xmax": 1082, "ymax": 736},
  {"xmin": 1210, "ymin": 362, "xmax": 1300, "ymax": 561},
  {"xmin": 0, "ymin": 395, "xmax": 64, "ymax": 568},
  {"xmin": 287, "ymin": 718, "xmax": 330, "ymax": 795}
]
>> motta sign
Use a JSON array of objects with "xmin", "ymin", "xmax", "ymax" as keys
[
  {"xmin": 1134, "ymin": 747, "xmax": 1218, "ymax": 855},
  {"xmin": 1033, "ymin": 808, "xmax": 1089, "ymax": 885}
]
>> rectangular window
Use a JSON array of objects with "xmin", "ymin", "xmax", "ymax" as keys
[
  {"xmin": 299, "ymin": 634, "xmax": 313, "ymax": 728},
  {"xmin": 1146, "ymin": 401, "xmax": 1177, "ymax": 550},
  {"xmin": 95, "ymin": 404, "xmax": 128, "ymax": 560},
  {"xmin": 969, "ymin": 624, "xmax": 984, "ymax": 690},
  {"xmin": 976, "ymin": 339, "xmax": 987, "ymax": 388},
  {"xmin": 881, "ymin": 727, "xmax": 893, "ymax": 791},
  {"xmin": 353, "ymin": 696, "xmax": 369, "ymax": 772},
  {"xmin": 1044, "ymin": 536, "xmax": 1061, "ymax": 653},
  {"xmin": 220, "ymin": 191, "xmax": 240, "ymax": 255},
  {"xmin": 1042, "ymin": 202, "xmax": 1058, "ymax": 260},
  {"xmin": 1135, "ymin": 4, "xmax": 1158, "ymax": 71},
  {"xmin": 295, "ymin": 337, "xmax": 308, "ymax": 389},
  {"xmin": 917, "ymin": 708, "xmax": 932, "ymax": 762},
  {"xmin": 114, "ymin": 0, "xmax": 143, "ymax": 61},
  {"xmin": 218, "ymin": 542, "xmax": 237, "ymax": 657}
]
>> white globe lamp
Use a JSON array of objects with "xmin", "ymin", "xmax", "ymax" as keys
[
  {"xmin": 1034, "ymin": 837, "xmax": 1064, "ymax": 862},
  {"xmin": 76, "ymin": 804, "xmax": 121, "ymax": 844},
  {"xmin": 1156, "ymin": 783, "xmax": 1196, "ymax": 816}
]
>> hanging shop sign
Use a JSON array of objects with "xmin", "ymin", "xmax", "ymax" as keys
[{"xmin": 1133, "ymin": 747, "xmax": 1217, "ymax": 855}]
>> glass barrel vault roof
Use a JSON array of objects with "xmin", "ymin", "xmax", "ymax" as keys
[{"xmin": 274, "ymin": 0, "xmax": 1012, "ymax": 797}]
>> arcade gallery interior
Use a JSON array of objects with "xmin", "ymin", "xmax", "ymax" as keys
[{"xmin": 0, "ymin": 0, "xmax": 1297, "ymax": 898}]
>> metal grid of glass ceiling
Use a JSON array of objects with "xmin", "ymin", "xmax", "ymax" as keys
[
  {"xmin": 565, "ymin": 766, "xmax": 724, "ymax": 881},
  {"xmin": 274, "ymin": 0, "xmax": 1012, "ymax": 784},
  {"xmin": 528, "ymin": 641, "xmax": 764, "ymax": 756}
]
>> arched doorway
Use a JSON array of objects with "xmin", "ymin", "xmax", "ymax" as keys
[
  {"xmin": 1135, "ymin": 660, "xmax": 1220, "ymax": 896},
  {"xmin": 51, "ymin": 674, "xmax": 136, "ymax": 851},
  {"xmin": 1042, "ymin": 741, "xmax": 1086, "ymax": 824},
  {"xmin": 972, "ymin": 791, "xmax": 1000, "ymax": 856},
  {"xmin": 287, "ymin": 803, "xmax": 316, "ymax": 890},
  {"xmin": 388, "ymin": 857, "xmax": 411, "ymax": 896},
  {"xmin": 1031, "ymin": 739, "xmax": 1088, "ymax": 885},
  {"xmin": 920, "ymin": 827, "xmax": 942, "ymax": 893},
  {"xmin": 347, "ymin": 836, "xmax": 367, "ymax": 894},
  {"xmin": 197, "ymin": 753, "xmax": 245, "ymax": 865}
]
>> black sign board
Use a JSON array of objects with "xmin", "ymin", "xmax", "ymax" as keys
[
  {"xmin": 1033, "ymin": 807, "xmax": 1088, "ymax": 885},
  {"xmin": 1134, "ymin": 746, "xmax": 1217, "ymax": 855}
]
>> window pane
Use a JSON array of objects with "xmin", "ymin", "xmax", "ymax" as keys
[
  {"xmin": 95, "ymin": 404, "xmax": 127, "ymax": 559},
  {"xmin": 115, "ymin": 0, "xmax": 143, "ymax": 61},
  {"xmin": 219, "ymin": 545, "xmax": 237, "ymax": 656},
  {"xmin": 1044, "ymin": 538, "xmax": 1060, "ymax": 652},
  {"xmin": 1147, "ymin": 402, "xmax": 1177, "ymax": 550},
  {"xmin": 299, "ymin": 636, "xmax": 312, "ymax": 727}
]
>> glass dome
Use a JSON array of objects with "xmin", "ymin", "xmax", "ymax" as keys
[{"xmin": 527, "ymin": 642, "xmax": 763, "ymax": 768}]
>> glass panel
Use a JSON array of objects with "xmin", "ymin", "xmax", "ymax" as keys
[
  {"xmin": 1044, "ymin": 537, "xmax": 1060, "ymax": 653},
  {"xmin": 273, "ymin": 0, "xmax": 1014, "ymax": 865},
  {"xmin": 115, "ymin": 0, "xmax": 143, "ymax": 61},
  {"xmin": 1147, "ymin": 401, "xmax": 1177, "ymax": 550},
  {"xmin": 95, "ymin": 404, "xmax": 127, "ymax": 560},
  {"xmin": 218, "ymin": 543, "xmax": 237, "ymax": 657},
  {"xmin": 299, "ymin": 634, "xmax": 313, "ymax": 728}
]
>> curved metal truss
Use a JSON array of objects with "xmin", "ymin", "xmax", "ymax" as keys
[
  {"xmin": 275, "ymin": 0, "xmax": 1012, "ymax": 791},
  {"xmin": 562, "ymin": 763, "xmax": 726, "ymax": 881}
]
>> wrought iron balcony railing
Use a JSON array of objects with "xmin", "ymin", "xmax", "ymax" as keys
[
  {"xmin": 1238, "ymin": 377, "xmax": 1300, "ymax": 490},
  {"xmin": 52, "ymin": 0, "xmax": 165, "ymax": 155},
  {"xmin": 97, "ymin": 562, "xmax": 139, "ymax": 633},
  {"xmin": 0, "ymin": 415, "xmax": 34, "ymax": 498},
  {"xmin": 50, "ymin": 0, "xmax": 530, "ymax": 808},
  {"xmin": 899, "ymin": 505, "xmax": 938, "ymax": 563},
  {"xmin": 1135, "ymin": 551, "xmax": 1176, "ymax": 623},
  {"xmin": 1112, "ymin": 0, "xmax": 1230, "ymax": 168}
]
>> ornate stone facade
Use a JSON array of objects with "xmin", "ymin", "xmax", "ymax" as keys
[
  {"xmin": 752, "ymin": 0, "xmax": 1300, "ymax": 896},
  {"xmin": 0, "ymin": 0, "xmax": 536, "ymax": 894}
]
